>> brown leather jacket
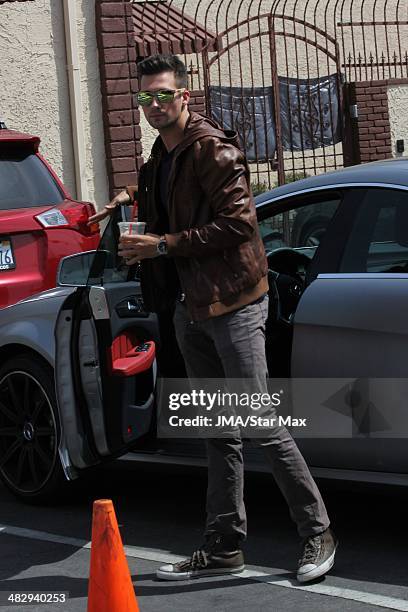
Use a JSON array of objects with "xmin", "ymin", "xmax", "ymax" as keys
[{"xmin": 136, "ymin": 111, "xmax": 268, "ymax": 321}]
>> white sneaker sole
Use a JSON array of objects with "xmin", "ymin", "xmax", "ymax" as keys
[
  {"xmin": 156, "ymin": 564, "xmax": 245, "ymax": 581},
  {"xmin": 296, "ymin": 545, "xmax": 337, "ymax": 583}
]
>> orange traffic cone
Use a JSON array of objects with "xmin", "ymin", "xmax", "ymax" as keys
[{"xmin": 87, "ymin": 499, "xmax": 140, "ymax": 612}]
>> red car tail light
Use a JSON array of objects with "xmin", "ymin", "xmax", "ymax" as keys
[{"xmin": 35, "ymin": 201, "xmax": 99, "ymax": 236}]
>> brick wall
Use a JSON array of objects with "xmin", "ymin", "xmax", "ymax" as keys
[
  {"xmin": 352, "ymin": 80, "xmax": 393, "ymax": 163},
  {"xmin": 95, "ymin": 0, "xmax": 143, "ymax": 197},
  {"xmin": 95, "ymin": 2, "xmax": 207, "ymax": 199},
  {"xmin": 188, "ymin": 90, "xmax": 206, "ymax": 114}
]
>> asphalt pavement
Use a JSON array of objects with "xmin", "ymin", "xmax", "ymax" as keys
[{"xmin": 0, "ymin": 458, "xmax": 407, "ymax": 612}]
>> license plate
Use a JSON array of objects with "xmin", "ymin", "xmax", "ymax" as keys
[{"xmin": 0, "ymin": 237, "xmax": 15, "ymax": 271}]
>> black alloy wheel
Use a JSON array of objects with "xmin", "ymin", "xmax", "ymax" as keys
[{"xmin": 0, "ymin": 356, "xmax": 65, "ymax": 503}]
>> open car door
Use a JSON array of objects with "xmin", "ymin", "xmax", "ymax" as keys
[{"xmin": 55, "ymin": 207, "xmax": 160, "ymax": 478}]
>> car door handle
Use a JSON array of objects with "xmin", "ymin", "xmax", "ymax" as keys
[{"xmin": 115, "ymin": 297, "xmax": 148, "ymax": 318}]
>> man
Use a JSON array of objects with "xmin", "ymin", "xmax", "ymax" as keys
[{"xmin": 90, "ymin": 54, "xmax": 337, "ymax": 583}]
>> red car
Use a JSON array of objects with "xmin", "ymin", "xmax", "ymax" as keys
[{"xmin": 0, "ymin": 126, "xmax": 100, "ymax": 307}]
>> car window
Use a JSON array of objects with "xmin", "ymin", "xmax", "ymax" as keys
[
  {"xmin": 258, "ymin": 194, "xmax": 341, "ymax": 257},
  {"xmin": 340, "ymin": 188, "xmax": 408, "ymax": 273},
  {"xmin": 86, "ymin": 204, "xmax": 134, "ymax": 285},
  {"xmin": 0, "ymin": 151, "xmax": 64, "ymax": 210}
]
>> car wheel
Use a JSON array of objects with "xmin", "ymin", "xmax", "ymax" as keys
[{"xmin": 0, "ymin": 355, "xmax": 66, "ymax": 503}]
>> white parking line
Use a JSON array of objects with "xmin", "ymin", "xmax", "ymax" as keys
[
  {"xmin": 238, "ymin": 570, "xmax": 408, "ymax": 611},
  {"xmin": 1, "ymin": 523, "xmax": 407, "ymax": 611},
  {"xmin": 0, "ymin": 524, "xmax": 185, "ymax": 564}
]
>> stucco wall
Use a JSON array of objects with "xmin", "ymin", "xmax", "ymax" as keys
[
  {"xmin": 139, "ymin": 109, "xmax": 157, "ymax": 160},
  {"xmin": 0, "ymin": 0, "xmax": 109, "ymax": 209},
  {"xmin": 76, "ymin": 0, "xmax": 109, "ymax": 207},
  {"xmin": 388, "ymin": 84, "xmax": 408, "ymax": 158}
]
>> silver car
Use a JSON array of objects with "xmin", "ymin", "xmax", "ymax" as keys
[{"xmin": 1, "ymin": 158, "xmax": 408, "ymax": 503}]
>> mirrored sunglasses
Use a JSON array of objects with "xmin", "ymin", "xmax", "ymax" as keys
[{"xmin": 137, "ymin": 89, "xmax": 185, "ymax": 106}]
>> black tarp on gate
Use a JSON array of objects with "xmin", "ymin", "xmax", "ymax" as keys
[{"xmin": 208, "ymin": 74, "xmax": 343, "ymax": 161}]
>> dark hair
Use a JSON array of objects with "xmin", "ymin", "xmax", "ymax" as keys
[{"xmin": 137, "ymin": 54, "xmax": 188, "ymax": 88}]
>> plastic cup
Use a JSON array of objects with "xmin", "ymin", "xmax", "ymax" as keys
[
  {"xmin": 118, "ymin": 221, "xmax": 146, "ymax": 266},
  {"xmin": 118, "ymin": 221, "xmax": 146, "ymax": 236}
]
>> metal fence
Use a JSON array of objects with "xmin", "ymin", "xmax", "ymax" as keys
[{"xmin": 133, "ymin": 0, "xmax": 408, "ymax": 186}]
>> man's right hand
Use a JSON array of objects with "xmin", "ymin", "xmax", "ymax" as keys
[{"xmin": 87, "ymin": 189, "xmax": 131, "ymax": 225}]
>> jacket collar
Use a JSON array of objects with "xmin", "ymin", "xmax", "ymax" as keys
[{"xmin": 149, "ymin": 111, "xmax": 241, "ymax": 161}]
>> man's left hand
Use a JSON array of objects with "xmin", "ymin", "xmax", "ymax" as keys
[{"xmin": 118, "ymin": 233, "xmax": 161, "ymax": 264}]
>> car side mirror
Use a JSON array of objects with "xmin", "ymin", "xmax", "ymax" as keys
[{"xmin": 57, "ymin": 250, "xmax": 109, "ymax": 287}]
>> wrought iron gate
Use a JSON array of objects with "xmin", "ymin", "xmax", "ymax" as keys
[
  {"xmin": 201, "ymin": 12, "xmax": 344, "ymax": 188},
  {"xmin": 133, "ymin": 0, "xmax": 408, "ymax": 187}
]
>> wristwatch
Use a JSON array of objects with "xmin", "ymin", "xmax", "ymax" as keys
[{"xmin": 157, "ymin": 236, "xmax": 168, "ymax": 256}]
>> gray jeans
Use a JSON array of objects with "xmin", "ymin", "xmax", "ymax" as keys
[{"xmin": 173, "ymin": 294, "xmax": 330, "ymax": 540}]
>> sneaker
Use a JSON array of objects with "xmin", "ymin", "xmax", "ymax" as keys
[
  {"xmin": 297, "ymin": 528, "xmax": 338, "ymax": 583},
  {"xmin": 156, "ymin": 533, "xmax": 245, "ymax": 581}
]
